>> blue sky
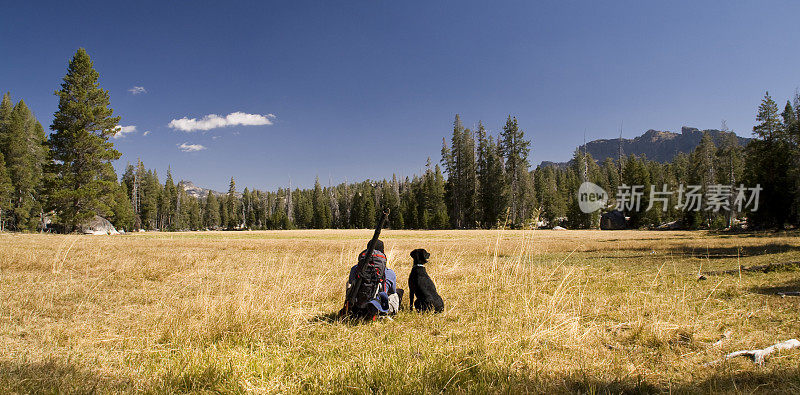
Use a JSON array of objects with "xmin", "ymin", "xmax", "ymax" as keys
[{"xmin": 2, "ymin": 1, "xmax": 799, "ymax": 191}]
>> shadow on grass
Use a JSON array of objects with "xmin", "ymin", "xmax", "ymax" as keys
[
  {"xmin": 309, "ymin": 310, "xmax": 388, "ymax": 326},
  {"xmin": 329, "ymin": 361, "xmax": 800, "ymax": 394},
  {"xmin": 683, "ymin": 368, "xmax": 800, "ymax": 393},
  {"xmin": 0, "ymin": 359, "xmax": 129, "ymax": 394},
  {"xmin": 750, "ymin": 276, "xmax": 800, "ymax": 296},
  {"xmin": 310, "ymin": 310, "xmax": 346, "ymax": 323},
  {"xmin": 595, "ymin": 243, "xmax": 800, "ymax": 260},
  {"xmin": 666, "ymin": 243, "xmax": 800, "ymax": 259},
  {"xmin": 712, "ymin": 230, "xmax": 800, "ymax": 238},
  {"xmin": 559, "ymin": 368, "xmax": 800, "ymax": 394},
  {"xmin": 3, "ymin": 354, "xmax": 799, "ymax": 393},
  {"xmin": 476, "ymin": 363, "xmax": 800, "ymax": 394}
]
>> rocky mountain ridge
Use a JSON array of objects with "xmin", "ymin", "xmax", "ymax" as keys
[
  {"xmin": 540, "ymin": 126, "xmax": 751, "ymax": 168},
  {"xmin": 178, "ymin": 180, "xmax": 223, "ymax": 199}
]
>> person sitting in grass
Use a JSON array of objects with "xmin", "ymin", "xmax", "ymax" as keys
[{"xmin": 342, "ymin": 239, "xmax": 403, "ymax": 319}]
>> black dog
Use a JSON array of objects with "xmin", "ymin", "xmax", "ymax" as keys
[{"xmin": 408, "ymin": 249, "xmax": 444, "ymax": 313}]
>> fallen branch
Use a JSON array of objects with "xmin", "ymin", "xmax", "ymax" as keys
[
  {"xmin": 702, "ymin": 261, "xmax": 800, "ymax": 276},
  {"xmin": 778, "ymin": 292, "xmax": 800, "ymax": 298},
  {"xmin": 705, "ymin": 339, "xmax": 800, "ymax": 366}
]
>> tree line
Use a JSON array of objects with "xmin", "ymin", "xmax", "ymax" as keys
[
  {"xmin": 530, "ymin": 91, "xmax": 799, "ymax": 230},
  {"xmin": 0, "ymin": 48, "xmax": 798, "ymax": 232},
  {"xmin": 118, "ymin": 159, "xmax": 449, "ymax": 231},
  {"xmin": 109, "ymin": 93, "xmax": 800, "ymax": 231}
]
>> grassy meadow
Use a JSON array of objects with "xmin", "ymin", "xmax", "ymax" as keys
[{"xmin": 1, "ymin": 229, "xmax": 800, "ymax": 393}]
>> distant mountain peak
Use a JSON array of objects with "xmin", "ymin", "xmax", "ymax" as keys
[
  {"xmin": 178, "ymin": 180, "xmax": 223, "ymax": 198},
  {"xmin": 540, "ymin": 126, "xmax": 751, "ymax": 168}
]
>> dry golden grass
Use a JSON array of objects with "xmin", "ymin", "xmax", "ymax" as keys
[{"xmin": 1, "ymin": 229, "xmax": 800, "ymax": 393}]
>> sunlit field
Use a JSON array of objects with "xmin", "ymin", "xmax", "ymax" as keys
[{"xmin": 1, "ymin": 229, "xmax": 799, "ymax": 393}]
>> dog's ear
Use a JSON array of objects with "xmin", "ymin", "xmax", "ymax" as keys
[
  {"xmin": 410, "ymin": 249, "xmax": 421, "ymax": 261},
  {"xmin": 423, "ymin": 249, "xmax": 430, "ymax": 261}
]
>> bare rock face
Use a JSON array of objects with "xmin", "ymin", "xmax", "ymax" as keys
[
  {"xmin": 80, "ymin": 215, "xmax": 119, "ymax": 235},
  {"xmin": 583, "ymin": 127, "xmax": 750, "ymax": 163},
  {"xmin": 540, "ymin": 127, "xmax": 751, "ymax": 168},
  {"xmin": 178, "ymin": 180, "xmax": 224, "ymax": 199}
]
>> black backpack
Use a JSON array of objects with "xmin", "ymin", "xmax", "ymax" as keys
[{"xmin": 352, "ymin": 250, "xmax": 387, "ymax": 310}]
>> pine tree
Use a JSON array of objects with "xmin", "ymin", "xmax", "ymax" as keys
[
  {"xmin": 440, "ymin": 115, "xmax": 479, "ymax": 228},
  {"xmin": 350, "ymin": 187, "xmax": 364, "ymax": 228},
  {"xmin": 745, "ymin": 93, "xmax": 799, "ymax": 227},
  {"xmin": 0, "ymin": 95, "xmax": 15, "ymax": 231},
  {"xmin": 275, "ymin": 189, "xmax": 291, "ymax": 229},
  {"xmin": 535, "ymin": 165, "xmax": 563, "ymax": 226},
  {"xmin": 243, "ymin": 187, "xmax": 256, "ymax": 228},
  {"xmin": 747, "ymin": 92, "xmax": 793, "ymax": 227},
  {"xmin": 691, "ymin": 133, "xmax": 718, "ymax": 229},
  {"xmin": 400, "ymin": 176, "xmax": 419, "ymax": 229},
  {"xmin": 745, "ymin": 139, "xmax": 794, "ymax": 228},
  {"xmin": 0, "ymin": 97, "xmax": 48, "ymax": 231},
  {"xmin": 203, "ymin": 191, "xmax": 220, "ymax": 229},
  {"xmin": 327, "ymin": 180, "xmax": 341, "ymax": 228},
  {"xmin": 285, "ymin": 179, "xmax": 293, "ymax": 226},
  {"xmin": 475, "ymin": 123, "xmax": 488, "ymax": 225},
  {"xmin": 241, "ymin": 187, "xmax": 251, "ymax": 228},
  {"xmin": 312, "ymin": 177, "xmax": 332, "ymax": 228},
  {"xmin": 693, "ymin": 132, "xmax": 717, "ymax": 187},
  {"xmin": 499, "ymin": 116, "xmax": 532, "ymax": 224},
  {"xmin": 793, "ymin": 93, "xmax": 800, "ymax": 143},
  {"xmin": 121, "ymin": 163, "xmax": 135, "ymax": 200},
  {"xmin": 162, "ymin": 168, "xmax": 177, "ymax": 230},
  {"xmin": 0, "ymin": 93, "xmax": 13, "ymax": 152},
  {"xmin": 566, "ymin": 151, "xmax": 601, "ymax": 228},
  {"xmin": 381, "ymin": 178, "xmax": 402, "ymax": 228},
  {"xmin": 175, "ymin": 182, "xmax": 186, "ymax": 230},
  {"xmin": 294, "ymin": 189, "xmax": 313, "ymax": 228},
  {"xmin": 140, "ymin": 167, "xmax": 160, "ymax": 229},
  {"xmin": 187, "ymin": 193, "xmax": 202, "ymax": 230},
  {"xmin": 716, "ymin": 132, "xmax": 744, "ymax": 226},
  {"xmin": 350, "ymin": 183, "xmax": 377, "ymax": 228},
  {"xmin": 441, "ymin": 115, "xmax": 462, "ymax": 227},
  {"xmin": 110, "ymin": 182, "xmax": 134, "ymax": 231},
  {"xmin": 219, "ymin": 195, "xmax": 228, "ymax": 229},
  {"xmin": 49, "ymin": 48, "xmax": 122, "ymax": 231},
  {"xmin": 431, "ymin": 164, "xmax": 449, "ymax": 228},
  {"xmin": 644, "ymin": 159, "xmax": 667, "ymax": 226},
  {"xmin": 601, "ymin": 157, "xmax": 619, "ymax": 193},
  {"xmin": 337, "ymin": 184, "xmax": 351, "ymax": 228},
  {"xmin": 0, "ymin": 152, "xmax": 12, "ymax": 231},
  {"xmin": 123, "ymin": 161, "xmax": 141, "ymax": 229},
  {"xmin": 782, "ymin": 100, "xmax": 796, "ymax": 129},
  {"xmin": 225, "ymin": 177, "xmax": 239, "ymax": 229},
  {"xmin": 621, "ymin": 155, "xmax": 652, "ymax": 228},
  {"xmin": 791, "ymin": 95, "xmax": 800, "ymax": 223},
  {"xmin": 364, "ymin": 184, "xmax": 377, "ymax": 227},
  {"xmin": 457, "ymin": 128, "xmax": 478, "ymax": 227},
  {"xmin": 753, "ymin": 91, "xmax": 781, "ymax": 140},
  {"xmin": 259, "ymin": 190, "xmax": 269, "ymax": 229},
  {"xmin": 418, "ymin": 158, "xmax": 448, "ymax": 229},
  {"xmin": 477, "ymin": 128, "xmax": 508, "ymax": 227}
]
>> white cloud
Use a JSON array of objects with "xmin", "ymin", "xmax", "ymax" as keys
[
  {"xmin": 178, "ymin": 142, "xmax": 206, "ymax": 152},
  {"xmin": 113, "ymin": 125, "xmax": 137, "ymax": 139},
  {"xmin": 142, "ymin": 130, "xmax": 150, "ymax": 136},
  {"xmin": 168, "ymin": 111, "xmax": 274, "ymax": 132},
  {"xmin": 128, "ymin": 86, "xmax": 147, "ymax": 95}
]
